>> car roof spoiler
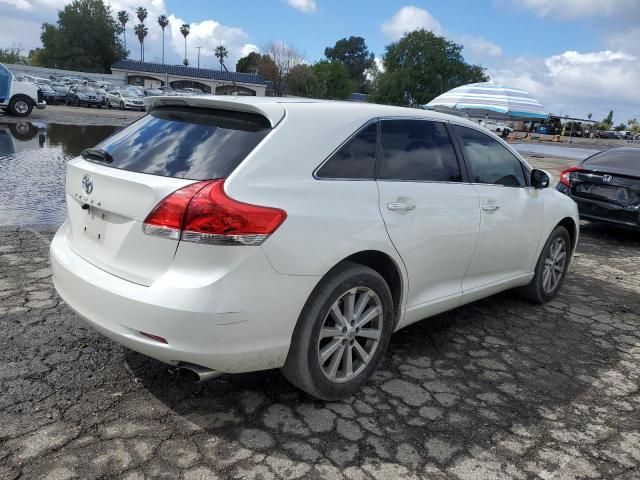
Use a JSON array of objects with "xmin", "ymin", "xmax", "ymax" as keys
[{"xmin": 143, "ymin": 96, "xmax": 286, "ymax": 128}]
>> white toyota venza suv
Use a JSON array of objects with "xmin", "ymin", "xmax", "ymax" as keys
[{"xmin": 51, "ymin": 96, "xmax": 579, "ymax": 400}]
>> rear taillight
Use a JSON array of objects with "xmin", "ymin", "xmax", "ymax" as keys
[
  {"xmin": 559, "ymin": 166, "xmax": 581, "ymax": 187},
  {"xmin": 142, "ymin": 179, "xmax": 286, "ymax": 246}
]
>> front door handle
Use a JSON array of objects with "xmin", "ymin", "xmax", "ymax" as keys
[
  {"xmin": 481, "ymin": 204, "xmax": 500, "ymax": 212},
  {"xmin": 387, "ymin": 202, "xmax": 416, "ymax": 211}
]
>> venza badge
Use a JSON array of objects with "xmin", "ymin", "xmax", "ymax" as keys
[
  {"xmin": 81, "ymin": 174, "xmax": 94, "ymax": 194},
  {"xmin": 602, "ymin": 174, "xmax": 613, "ymax": 183}
]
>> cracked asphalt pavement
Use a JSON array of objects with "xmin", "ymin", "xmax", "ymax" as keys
[{"xmin": 1, "ymin": 219, "xmax": 639, "ymax": 479}]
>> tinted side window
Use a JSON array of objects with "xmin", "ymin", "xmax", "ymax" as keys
[
  {"xmin": 454, "ymin": 126, "xmax": 526, "ymax": 187},
  {"xmin": 379, "ymin": 120, "xmax": 462, "ymax": 182},
  {"xmin": 316, "ymin": 123, "xmax": 377, "ymax": 179}
]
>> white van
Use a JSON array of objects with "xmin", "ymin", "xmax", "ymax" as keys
[{"xmin": 0, "ymin": 64, "xmax": 47, "ymax": 117}]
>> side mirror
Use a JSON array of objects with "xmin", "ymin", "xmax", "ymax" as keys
[{"xmin": 531, "ymin": 169, "xmax": 551, "ymax": 189}]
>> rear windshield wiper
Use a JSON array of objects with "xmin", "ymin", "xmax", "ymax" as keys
[{"xmin": 81, "ymin": 148, "xmax": 113, "ymax": 164}]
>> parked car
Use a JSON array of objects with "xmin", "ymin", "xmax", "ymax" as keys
[
  {"xmin": 143, "ymin": 87, "xmax": 163, "ymax": 96},
  {"xmin": 182, "ymin": 87, "xmax": 205, "ymax": 95},
  {"xmin": 157, "ymin": 86, "xmax": 183, "ymax": 96},
  {"xmin": 557, "ymin": 147, "xmax": 640, "ymax": 230},
  {"xmin": 124, "ymin": 85, "xmax": 145, "ymax": 97},
  {"xmin": 107, "ymin": 89, "xmax": 145, "ymax": 110},
  {"xmin": 65, "ymin": 85, "xmax": 105, "ymax": 108},
  {"xmin": 0, "ymin": 63, "xmax": 46, "ymax": 116},
  {"xmin": 50, "ymin": 97, "xmax": 579, "ymax": 400},
  {"xmin": 36, "ymin": 83, "xmax": 58, "ymax": 105},
  {"xmin": 477, "ymin": 119, "xmax": 512, "ymax": 138}
]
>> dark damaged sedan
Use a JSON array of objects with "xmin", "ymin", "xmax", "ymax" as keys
[{"xmin": 557, "ymin": 147, "xmax": 640, "ymax": 230}]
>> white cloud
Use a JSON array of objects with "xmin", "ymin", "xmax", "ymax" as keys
[
  {"xmin": 240, "ymin": 43, "xmax": 259, "ymax": 57},
  {"xmin": 501, "ymin": 0, "xmax": 637, "ymax": 19},
  {"xmin": 165, "ymin": 14, "xmax": 251, "ymax": 68},
  {"xmin": 489, "ymin": 50, "xmax": 640, "ymax": 121},
  {"xmin": 286, "ymin": 0, "xmax": 316, "ymax": 13},
  {"xmin": 0, "ymin": 0, "xmax": 31, "ymax": 10},
  {"xmin": 381, "ymin": 6, "xmax": 443, "ymax": 40},
  {"xmin": 460, "ymin": 35, "xmax": 503, "ymax": 58}
]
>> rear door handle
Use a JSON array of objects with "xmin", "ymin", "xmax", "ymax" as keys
[
  {"xmin": 387, "ymin": 202, "xmax": 416, "ymax": 211},
  {"xmin": 481, "ymin": 204, "xmax": 500, "ymax": 212}
]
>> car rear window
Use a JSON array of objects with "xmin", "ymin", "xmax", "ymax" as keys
[
  {"xmin": 92, "ymin": 107, "xmax": 271, "ymax": 180},
  {"xmin": 583, "ymin": 149, "xmax": 640, "ymax": 172}
]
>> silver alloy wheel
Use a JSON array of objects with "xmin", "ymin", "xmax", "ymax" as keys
[
  {"xmin": 317, "ymin": 287, "xmax": 383, "ymax": 383},
  {"xmin": 15, "ymin": 100, "xmax": 29, "ymax": 114},
  {"xmin": 542, "ymin": 237, "xmax": 567, "ymax": 293}
]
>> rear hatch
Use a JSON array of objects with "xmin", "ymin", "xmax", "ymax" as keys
[{"xmin": 63, "ymin": 103, "xmax": 277, "ymax": 286}]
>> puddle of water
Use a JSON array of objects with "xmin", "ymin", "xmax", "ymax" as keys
[{"xmin": 0, "ymin": 122, "xmax": 118, "ymax": 226}]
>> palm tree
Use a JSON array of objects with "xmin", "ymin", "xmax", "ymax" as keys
[
  {"xmin": 136, "ymin": 7, "xmax": 148, "ymax": 25},
  {"xmin": 133, "ymin": 23, "xmax": 148, "ymax": 62},
  {"xmin": 117, "ymin": 11, "xmax": 129, "ymax": 52},
  {"xmin": 180, "ymin": 24, "xmax": 190, "ymax": 66},
  {"xmin": 214, "ymin": 45, "xmax": 229, "ymax": 70},
  {"xmin": 157, "ymin": 15, "xmax": 169, "ymax": 64}
]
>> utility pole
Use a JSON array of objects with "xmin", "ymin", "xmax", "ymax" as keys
[{"xmin": 196, "ymin": 47, "xmax": 202, "ymax": 69}]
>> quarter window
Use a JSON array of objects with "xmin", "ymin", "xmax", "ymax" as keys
[
  {"xmin": 316, "ymin": 123, "xmax": 377, "ymax": 179},
  {"xmin": 378, "ymin": 120, "xmax": 462, "ymax": 182},
  {"xmin": 454, "ymin": 125, "xmax": 527, "ymax": 187}
]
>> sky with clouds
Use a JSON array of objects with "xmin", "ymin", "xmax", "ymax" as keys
[{"xmin": 0, "ymin": 0, "xmax": 638, "ymax": 123}]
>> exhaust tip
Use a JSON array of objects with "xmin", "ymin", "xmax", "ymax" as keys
[{"xmin": 175, "ymin": 362, "xmax": 224, "ymax": 383}]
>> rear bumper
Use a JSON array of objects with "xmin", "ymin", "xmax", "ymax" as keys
[
  {"xmin": 50, "ymin": 223, "xmax": 319, "ymax": 373},
  {"xmin": 557, "ymin": 184, "xmax": 640, "ymax": 230}
]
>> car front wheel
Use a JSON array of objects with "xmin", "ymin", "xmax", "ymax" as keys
[
  {"xmin": 519, "ymin": 225, "xmax": 571, "ymax": 303},
  {"xmin": 8, "ymin": 96, "xmax": 32, "ymax": 117},
  {"xmin": 282, "ymin": 261, "xmax": 394, "ymax": 400}
]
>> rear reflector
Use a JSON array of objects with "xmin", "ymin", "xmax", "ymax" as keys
[
  {"xmin": 139, "ymin": 332, "xmax": 168, "ymax": 344},
  {"xmin": 559, "ymin": 166, "xmax": 581, "ymax": 187},
  {"xmin": 142, "ymin": 179, "xmax": 286, "ymax": 246}
]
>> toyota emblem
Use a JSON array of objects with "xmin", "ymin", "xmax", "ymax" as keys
[
  {"xmin": 81, "ymin": 174, "xmax": 94, "ymax": 194},
  {"xmin": 602, "ymin": 174, "xmax": 613, "ymax": 183}
]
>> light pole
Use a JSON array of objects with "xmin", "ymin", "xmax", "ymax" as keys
[{"xmin": 196, "ymin": 47, "xmax": 202, "ymax": 69}]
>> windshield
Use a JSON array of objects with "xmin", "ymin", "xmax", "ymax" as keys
[
  {"xmin": 120, "ymin": 90, "xmax": 136, "ymax": 98},
  {"xmin": 92, "ymin": 107, "xmax": 272, "ymax": 180},
  {"xmin": 77, "ymin": 86, "xmax": 95, "ymax": 93}
]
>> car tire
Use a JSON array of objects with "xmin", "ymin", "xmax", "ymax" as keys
[
  {"xmin": 8, "ymin": 96, "xmax": 33, "ymax": 117},
  {"xmin": 75, "ymin": 98, "xmax": 80, "ymax": 107},
  {"xmin": 282, "ymin": 261, "xmax": 394, "ymax": 400},
  {"xmin": 120, "ymin": 101, "xmax": 124, "ymax": 110},
  {"xmin": 518, "ymin": 225, "xmax": 571, "ymax": 304}
]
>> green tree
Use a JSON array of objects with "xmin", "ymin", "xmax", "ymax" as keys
[
  {"xmin": 180, "ymin": 24, "xmax": 190, "ymax": 66},
  {"xmin": 287, "ymin": 64, "xmax": 322, "ymax": 98},
  {"xmin": 324, "ymin": 36, "xmax": 374, "ymax": 92},
  {"xmin": 214, "ymin": 45, "xmax": 229, "ymax": 70},
  {"xmin": 158, "ymin": 15, "xmax": 169, "ymax": 64},
  {"xmin": 603, "ymin": 110, "xmax": 614, "ymax": 126},
  {"xmin": 135, "ymin": 7, "xmax": 147, "ymax": 24},
  {"xmin": 312, "ymin": 60, "xmax": 352, "ymax": 100},
  {"xmin": 0, "ymin": 48, "xmax": 27, "ymax": 65},
  {"xmin": 369, "ymin": 29, "xmax": 488, "ymax": 106},
  {"xmin": 117, "ymin": 10, "xmax": 129, "ymax": 51},
  {"xmin": 133, "ymin": 23, "xmax": 148, "ymax": 62},
  {"xmin": 39, "ymin": 0, "xmax": 126, "ymax": 73},
  {"xmin": 236, "ymin": 51, "xmax": 262, "ymax": 74},
  {"xmin": 614, "ymin": 123, "xmax": 627, "ymax": 131},
  {"xmin": 28, "ymin": 48, "xmax": 45, "ymax": 66}
]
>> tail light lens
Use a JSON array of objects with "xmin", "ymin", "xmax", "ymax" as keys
[
  {"xmin": 559, "ymin": 166, "xmax": 581, "ymax": 187},
  {"xmin": 143, "ymin": 179, "xmax": 286, "ymax": 246}
]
